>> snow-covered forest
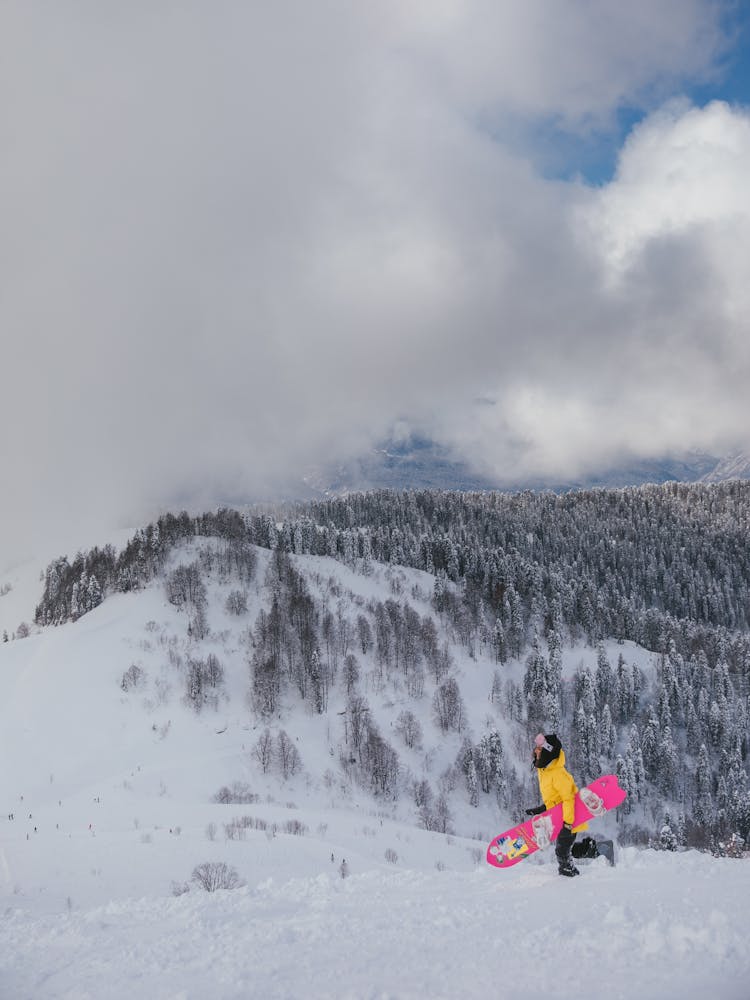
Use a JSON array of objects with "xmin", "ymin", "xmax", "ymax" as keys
[
  {"xmin": 30, "ymin": 483, "xmax": 750, "ymax": 849},
  {"xmin": 2, "ymin": 482, "xmax": 750, "ymax": 998}
]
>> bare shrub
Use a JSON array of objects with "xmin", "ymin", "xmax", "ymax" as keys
[
  {"xmin": 438, "ymin": 765, "xmax": 460, "ymax": 795},
  {"xmin": 185, "ymin": 654, "xmax": 224, "ymax": 712},
  {"xmin": 395, "ymin": 710, "xmax": 423, "ymax": 749},
  {"xmin": 384, "ymin": 848, "xmax": 398, "ymax": 864},
  {"xmin": 413, "ymin": 779, "xmax": 432, "ymax": 810},
  {"xmin": 121, "ymin": 664, "xmax": 144, "ymax": 692},
  {"xmin": 343, "ymin": 653, "xmax": 360, "ymax": 694},
  {"xmin": 277, "ymin": 730, "xmax": 302, "ymax": 779},
  {"xmin": 223, "ymin": 819, "xmax": 248, "ymax": 841},
  {"xmin": 166, "ymin": 562, "xmax": 206, "ymax": 610},
  {"xmin": 222, "ymin": 816, "xmax": 270, "ymax": 839},
  {"xmin": 191, "ymin": 861, "xmax": 243, "ymax": 892},
  {"xmin": 406, "ymin": 665, "xmax": 425, "ymax": 699},
  {"xmin": 433, "ymin": 677, "xmax": 466, "ymax": 733},
  {"xmin": 167, "ymin": 647, "xmax": 183, "ymax": 670},
  {"xmin": 213, "ymin": 782, "xmax": 259, "ymax": 805},
  {"xmin": 225, "ymin": 590, "xmax": 249, "ymax": 616},
  {"xmin": 282, "ymin": 819, "xmax": 308, "ymax": 836},
  {"xmin": 358, "ymin": 724, "xmax": 400, "ymax": 798},
  {"xmin": 253, "ymin": 729, "xmax": 274, "ymax": 773}
]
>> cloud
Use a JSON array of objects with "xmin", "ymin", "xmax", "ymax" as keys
[
  {"xmin": 585, "ymin": 100, "xmax": 750, "ymax": 275},
  {"xmin": 0, "ymin": 1, "xmax": 746, "ymax": 565},
  {"xmin": 439, "ymin": 98, "xmax": 750, "ymax": 481},
  {"xmin": 393, "ymin": 0, "xmax": 726, "ymax": 124}
]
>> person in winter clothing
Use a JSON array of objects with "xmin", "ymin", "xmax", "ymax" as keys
[{"xmin": 526, "ymin": 733, "xmax": 600, "ymax": 877}]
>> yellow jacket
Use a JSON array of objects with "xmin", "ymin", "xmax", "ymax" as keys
[{"xmin": 536, "ymin": 750, "xmax": 588, "ymax": 832}]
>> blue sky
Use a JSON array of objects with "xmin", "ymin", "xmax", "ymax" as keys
[{"xmin": 539, "ymin": 4, "xmax": 750, "ymax": 184}]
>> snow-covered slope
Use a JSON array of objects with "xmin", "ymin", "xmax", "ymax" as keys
[
  {"xmin": 701, "ymin": 450, "xmax": 750, "ymax": 483},
  {"xmin": 2, "ymin": 850, "xmax": 748, "ymax": 1000},
  {"xmin": 1, "ymin": 544, "xmax": 749, "ymax": 999}
]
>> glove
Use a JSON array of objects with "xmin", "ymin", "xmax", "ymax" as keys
[
  {"xmin": 562, "ymin": 822, "xmax": 572, "ymax": 831},
  {"xmin": 525, "ymin": 804, "xmax": 546, "ymax": 816}
]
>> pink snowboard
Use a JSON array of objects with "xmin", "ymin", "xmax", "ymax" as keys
[{"xmin": 486, "ymin": 773, "xmax": 627, "ymax": 869}]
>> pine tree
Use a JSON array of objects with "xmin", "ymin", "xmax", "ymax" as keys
[
  {"xmin": 573, "ymin": 701, "xmax": 599, "ymax": 782},
  {"xmin": 507, "ymin": 587, "xmax": 524, "ymax": 657},
  {"xmin": 615, "ymin": 755, "xmax": 632, "ymax": 813},
  {"xmin": 656, "ymin": 679, "xmax": 672, "ymax": 730},
  {"xmin": 656, "ymin": 726, "xmax": 679, "ymax": 798},
  {"xmin": 686, "ymin": 700, "xmax": 702, "ymax": 749},
  {"xmin": 599, "ymin": 704, "xmax": 616, "ymax": 760},
  {"xmin": 595, "ymin": 644, "xmax": 614, "ymax": 710},
  {"xmin": 694, "ymin": 743, "xmax": 713, "ymax": 826},
  {"xmin": 523, "ymin": 634, "xmax": 550, "ymax": 728},
  {"xmin": 490, "ymin": 670, "xmax": 503, "ymax": 706},
  {"xmin": 476, "ymin": 730, "xmax": 505, "ymax": 796},
  {"xmin": 493, "ymin": 618, "xmax": 506, "ymax": 663},
  {"xmin": 708, "ymin": 700, "xmax": 723, "ymax": 747},
  {"xmin": 466, "ymin": 758, "xmax": 479, "ymax": 807},
  {"xmin": 658, "ymin": 813, "xmax": 680, "ymax": 851},
  {"xmin": 641, "ymin": 707, "xmax": 661, "ymax": 780},
  {"xmin": 575, "ymin": 665, "xmax": 597, "ymax": 717}
]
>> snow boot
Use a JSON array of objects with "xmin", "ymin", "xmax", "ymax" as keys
[
  {"xmin": 556, "ymin": 825, "xmax": 579, "ymax": 876},
  {"xmin": 558, "ymin": 859, "xmax": 580, "ymax": 877}
]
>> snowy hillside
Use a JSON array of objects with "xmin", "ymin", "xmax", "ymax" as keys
[
  {"xmin": 701, "ymin": 450, "xmax": 750, "ymax": 484},
  {"xmin": 1, "ymin": 523, "xmax": 750, "ymax": 998}
]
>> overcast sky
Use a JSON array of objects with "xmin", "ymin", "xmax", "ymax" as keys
[{"xmin": 2, "ymin": 1, "xmax": 750, "ymax": 566}]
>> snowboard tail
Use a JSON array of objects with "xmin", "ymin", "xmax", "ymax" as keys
[
  {"xmin": 486, "ymin": 773, "xmax": 626, "ymax": 870},
  {"xmin": 594, "ymin": 838, "xmax": 615, "ymax": 866}
]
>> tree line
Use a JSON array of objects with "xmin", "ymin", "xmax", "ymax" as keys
[{"xmin": 32, "ymin": 483, "xmax": 750, "ymax": 847}]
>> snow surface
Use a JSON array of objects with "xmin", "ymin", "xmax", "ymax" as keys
[
  {"xmin": 2, "ymin": 850, "xmax": 748, "ymax": 1000},
  {"xmin": 1, "ymin": 545, "xmax": 749, "ymax": 999}
]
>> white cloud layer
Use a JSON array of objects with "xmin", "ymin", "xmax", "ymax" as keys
[{"xmin": 0, "ymin": 1, "xmax": 748, "ymax": 564}]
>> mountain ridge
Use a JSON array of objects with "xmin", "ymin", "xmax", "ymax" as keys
[{"xmin": 302, "ymin": 436, "xmax": 748, "ymax": 496}]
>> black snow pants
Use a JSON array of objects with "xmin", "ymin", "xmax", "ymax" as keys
[{"xmin": 556, "ymin": 825, "xmax": 576, "ymax": 865}]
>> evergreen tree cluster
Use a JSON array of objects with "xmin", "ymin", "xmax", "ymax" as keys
[
  {"xmin": 293, "ymin": 484, "xmax": 750, "ymax": 668},
  {"xmin": 38, "ymin": 484, "xmax": 750, "ymax": 685},
  {"xmin": 32, "ymin": 483, "xmax": 750, "ymax": 845},
  {"xmin": 35, "ymin": 510, "xmax": 252, "ymax": 625}
]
